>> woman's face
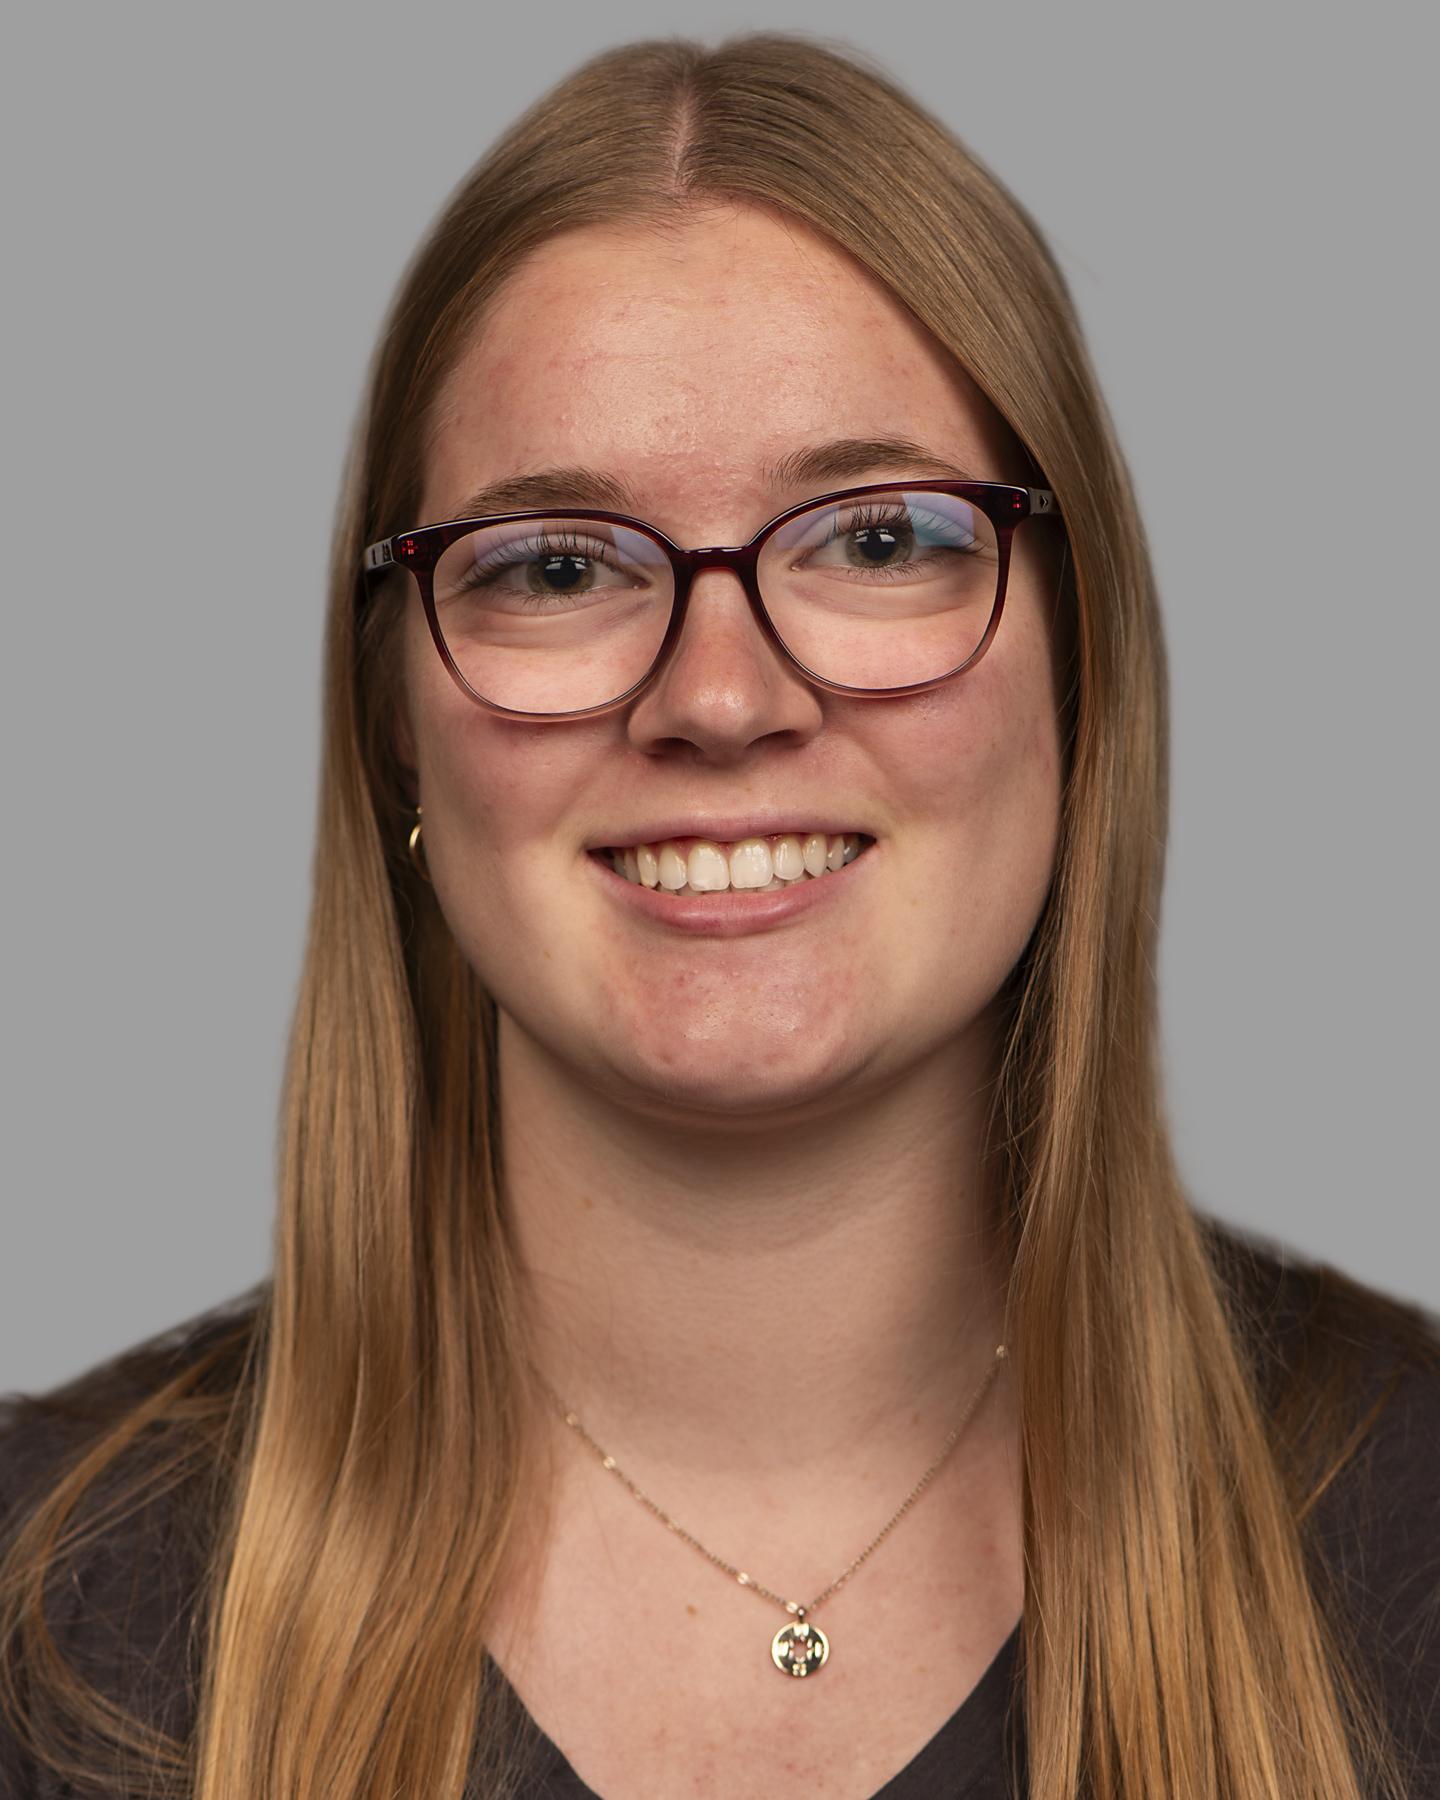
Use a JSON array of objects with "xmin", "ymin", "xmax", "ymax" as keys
[{"xmin": 398, "ymin": 204, "xmax": 1064, "ymax": 1124}]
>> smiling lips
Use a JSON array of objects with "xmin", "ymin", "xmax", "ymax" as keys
[{"xmin": 597, "ymin": 831, "xmax": 872, "ymax": 895}]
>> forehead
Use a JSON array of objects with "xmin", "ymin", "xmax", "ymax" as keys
[{"xmin": 420, "ymin": 205, "xmax": 1018, "ymax": 525}]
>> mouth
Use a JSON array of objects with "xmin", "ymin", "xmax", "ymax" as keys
[{"xmin": 588, "ymin": 830, "xmax": 876, "ymax": 896}]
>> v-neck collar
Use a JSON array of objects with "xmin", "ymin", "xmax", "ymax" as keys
[{"xmin": 504, "ymin": 1617, "xmax": 1024, "ymax": 1799}]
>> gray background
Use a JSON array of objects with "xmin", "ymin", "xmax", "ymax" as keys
[{"xmin": 4, "ymin": 2, "xmax": 1435, "ymax": 1394}]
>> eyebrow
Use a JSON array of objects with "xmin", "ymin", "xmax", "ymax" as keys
[
  {"xmin": 449, "ymin": 467, "xmax": 639, "ymax": 519},
  {"xmin": 444, "ymin": 437, "xmax": 984, "ymax": 524},
  {"xmin": 766, "ymin": 436, "xmax": 982, "ymax": 492}
]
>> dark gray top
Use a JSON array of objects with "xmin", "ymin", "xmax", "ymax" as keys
[{"xmin": 2, "ymin": 1223, "xmax": 1437, "ymax": 1798}]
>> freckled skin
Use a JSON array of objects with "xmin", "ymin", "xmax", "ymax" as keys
[{"xmin": 397, "ymin": 204, "xmax": 1063, "ymax": 1127}]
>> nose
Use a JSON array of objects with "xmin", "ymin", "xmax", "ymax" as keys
[{"xmin": 623, "ymin": 565, "xmax": 824, "ymax": 763}]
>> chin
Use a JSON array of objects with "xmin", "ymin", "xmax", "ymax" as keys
[{"xmin": 601, "ymin": 1027, "xmax": 877, "ymax": 1128}]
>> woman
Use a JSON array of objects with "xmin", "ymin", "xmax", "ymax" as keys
[{"xmin": 2, "ymin": 32, "xmax": 1435, "ymax": 1800}]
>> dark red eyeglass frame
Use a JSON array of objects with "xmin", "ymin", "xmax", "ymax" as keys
[{"xmin": 361, "ymin": 479, "xmax": 1062, "ymax": 723}]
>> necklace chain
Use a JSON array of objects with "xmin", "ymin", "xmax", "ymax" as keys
[{"xmin": 534, "ymin": 1343, "xmax": 1007, "ymax": 1621}]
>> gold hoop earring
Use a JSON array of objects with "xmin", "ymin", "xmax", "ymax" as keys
[{"xmin": 407, "ymin": 804, "xmax": 432, "ymax": 884}]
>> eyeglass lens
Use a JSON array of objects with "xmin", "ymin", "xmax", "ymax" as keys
[{"xmin": 429, "ymin": 487, "xmax": 1001, "ymax": 712}]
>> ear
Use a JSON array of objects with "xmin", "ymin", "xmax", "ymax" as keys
[{"xmin": 390, "ymin": 700, "xmax": 421, "ymax": 811}]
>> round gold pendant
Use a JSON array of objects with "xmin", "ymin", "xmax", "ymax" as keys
[{"xmin": 771, "ymin": 1618, "xmax": 830, "ymax": 1678}]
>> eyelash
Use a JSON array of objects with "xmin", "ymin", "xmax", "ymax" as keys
[{"xmin": 467, "ymin": 530, "xmax": 606, "ymax": 579}]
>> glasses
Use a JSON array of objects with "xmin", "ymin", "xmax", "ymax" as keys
[{"xmin": 362, "ymin": 480, "xmax": 1061, "ymax": 720}]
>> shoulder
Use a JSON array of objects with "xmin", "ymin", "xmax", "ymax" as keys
[
  {"xmin": 1200, "ymin": 1214, "xmax": 1440, "ymax": 1785},
  {"xmin": 0, "ymin": 1288, "xmax": 267, "ymax": 1793},
  {"xmin": 1197, "ymin": 1211, "xmax": 1440, "ymax": 1447},
  {"xmin": 1198, "ymin": 1212, "xmax": 1439, "ymax": 1528},
  {"xmin": 1, "ymin": 1284, "xmax": 266, "ymax": 1526}
]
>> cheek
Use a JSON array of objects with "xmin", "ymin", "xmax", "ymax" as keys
[
  {"xmin": 415, "ymin": 712, "xmax": 605, "ymax": 1028},
  {"xmin": 403, "ymin": 611, "xmax": 583, "ymax": 853},
  {"xmin": 428, "ymin": 720, "xmax": 601, "ymax": 873},
  {"xmin": 886, "ymin": 625, "xmax": 1062, "ymax": 951}
]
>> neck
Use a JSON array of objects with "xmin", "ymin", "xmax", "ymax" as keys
[{"xmin": 497, "ymin": 1013, "xmax": 1013, "ymax": 1485}]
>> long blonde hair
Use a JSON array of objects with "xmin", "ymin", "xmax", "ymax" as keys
[{"xmin": 2, "ymin": 32, "xmax": 1430, "ymax": 1799}]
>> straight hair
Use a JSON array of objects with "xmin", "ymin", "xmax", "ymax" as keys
[{"xmin": 3, "ymin": 32, "xmax": 1432, "ymax": 1800}]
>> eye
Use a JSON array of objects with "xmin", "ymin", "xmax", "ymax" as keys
[
  {"xmin": 434, "ymin": 520, "xmax": 670, "ymax": 615},
  {"xmin": 792, "ymin": 500, "xmax": 983, "ymax": 580},
  {"xmin": 837, "ymin": 512, "xmax": 917, "ymax": 568},
  {"xmin": 461, "ymin": 531, "xmax": 632, "ymax": 600}
]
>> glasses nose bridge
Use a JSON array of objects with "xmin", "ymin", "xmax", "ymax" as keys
[
  {"xmin": 684, "ymin": 540, "xmax": 758, "ymax": 571},
  {"xmin": 673, "ymin": 538, "xmax": 766, "ymax": 594},
  {"xmin": 668, "ymin": 538, "xmax": 769, "ymax": 622},
  {"xmin": 655, "ymin": 538, "xmax": 788, "ymax": 683}
]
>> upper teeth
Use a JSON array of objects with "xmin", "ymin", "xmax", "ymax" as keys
[{"xmin": 606, "ymin": 832, "xmax": 869, "ymax": 891}]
